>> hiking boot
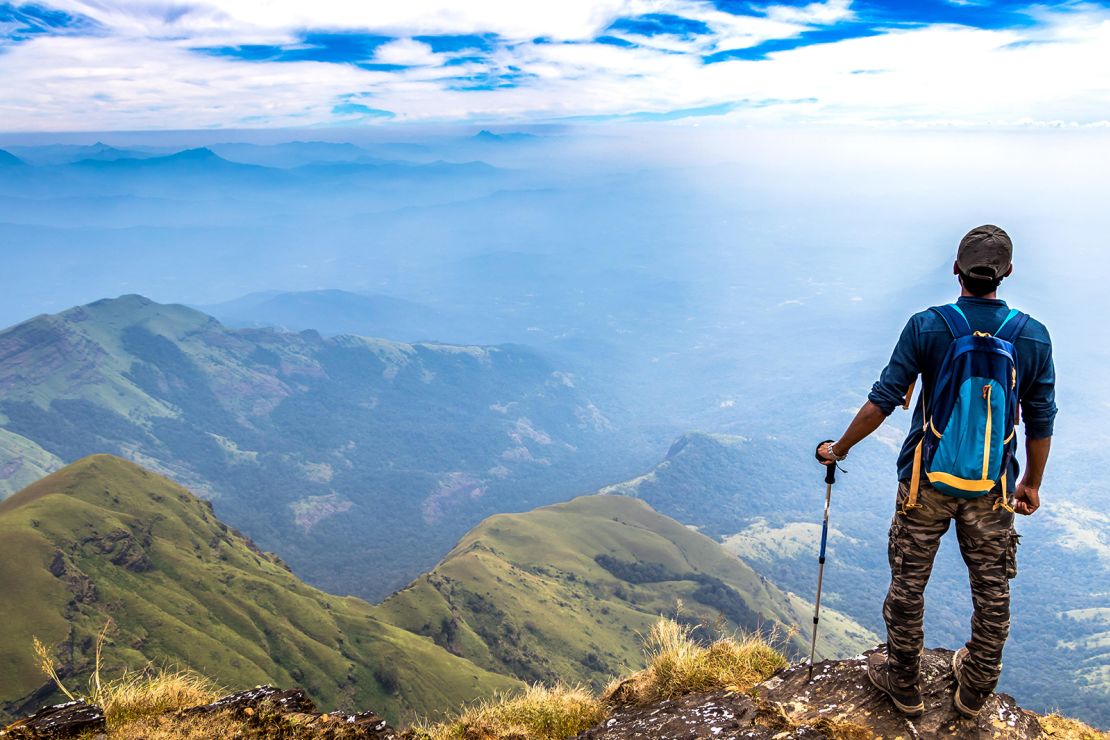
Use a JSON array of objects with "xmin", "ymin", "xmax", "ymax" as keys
[
  {"xmin": 951, "ymin": 647, "xmax": 989, "ymax": 718},
  {"xmin": 867, "ymin": 652, "xmax": 924, "ymax": 718}
]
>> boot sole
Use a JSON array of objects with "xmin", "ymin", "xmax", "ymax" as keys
[{"xmin": 867, "ymin": 666, "xmax": 925, "ymax": 718}]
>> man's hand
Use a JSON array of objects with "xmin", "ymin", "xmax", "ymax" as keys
[
  {"xmin": 815, "ymin": 441, "xmax": 838, "ymax": 466},
  {"xmin": 1013, "ymin": 481, "xmax": 1040, "ymax": 516}
]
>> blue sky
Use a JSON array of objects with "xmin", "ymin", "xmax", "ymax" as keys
[{"xmin": 1, "ymin": 0, "xmax": 1108, "ymax": 130}]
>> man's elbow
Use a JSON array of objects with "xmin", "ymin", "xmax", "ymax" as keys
[{"xmin": 864, "ymin": 395, "xmax": 897, "ymax": 418}]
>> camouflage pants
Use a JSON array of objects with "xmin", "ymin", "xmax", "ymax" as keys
[{"xmin": 883, "ymin": 480, "xmax": 1019, "ymax": 695}]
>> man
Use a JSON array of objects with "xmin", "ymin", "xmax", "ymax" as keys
[{"xmin": 816, "ymin": 225, "xmax": 1056, "ymax": 719}]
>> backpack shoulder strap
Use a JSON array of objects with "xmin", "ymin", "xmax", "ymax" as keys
[
  {"xmin": 930, "ymin": 303, "xmax": 971, "ymax": 339},
  {"xmin": 994, "ymin": 309, "xmax": 1029, "ymax": 344}
]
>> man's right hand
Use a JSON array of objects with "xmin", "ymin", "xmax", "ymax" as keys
[{"xmin": 1013, "ymin": 482, "xmax": 1040, "ymax": 516}]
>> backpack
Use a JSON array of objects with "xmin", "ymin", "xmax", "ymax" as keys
[{"xmin": 905, "ymin": 304, "xmax": 1029, "ymax": 509}]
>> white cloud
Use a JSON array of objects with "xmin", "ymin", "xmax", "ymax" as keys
[
  {"xmin": 1, "ymin": 1, "xmax": 1109, "ymax": 130},
  {"xmin": 762, "ymin": 0, "xmax": 854, "ymax": 25},
  {"xmin": 46, "ymin": 0, "xmax": 633, "ymax": 41},
  {"xmin": 374, "ymin": 39, "xmax": 440, "ymax": 67}
]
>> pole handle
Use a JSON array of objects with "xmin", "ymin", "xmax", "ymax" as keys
[{"xmin": 816, "ymin": 440, "xmax": 837, "ymax": 484}]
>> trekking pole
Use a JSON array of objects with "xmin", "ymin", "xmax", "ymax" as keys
[{"xmin": 808, "ymin": 441, "xmax": 837, "ymax": 681}]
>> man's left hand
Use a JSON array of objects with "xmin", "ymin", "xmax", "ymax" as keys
[{"xmin": 1013, "ymin": 482, "xmax": 1040, "ymax": 516}]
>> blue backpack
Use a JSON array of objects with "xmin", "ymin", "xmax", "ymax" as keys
[{"xmin": 906, "ymin": 304, "xmax": 1029, "ymax": 508}]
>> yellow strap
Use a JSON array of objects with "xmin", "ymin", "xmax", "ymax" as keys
[
  {"xmin": 904, "ymin": 379, "xmax": 928, "ymax": 511},
  {"xmin": 925, "ymin": 471, "xmax": 998, "ymax": 492},
  {"xmin": 907, "ymin": 439, "xmax": 924, "ymax": 510},
  {"xmin": 994, "ymin": 473, "xmax": 1015, "ymax": 512},
  {"xmin": 902, "ymin": 378, "xmax": 917, "ymax": 411},
  {"xmin": 1004, "ymin": 427, "xmax": 1015, "ymax": 444}
]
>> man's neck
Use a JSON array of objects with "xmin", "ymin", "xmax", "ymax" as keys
[{"xmin": 960, "ymin": 288, "xmax": 999, "ymax": 300}]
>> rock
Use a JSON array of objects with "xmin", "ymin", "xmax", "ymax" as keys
[
  {"xmin": 760, "ymin": 647, "xmax": 1044, "ymax": 739},
  {"xmin": 47, "ymin": 551, "xmax": 66, "ymax": 578},
  {"xmin": 576, "ymin": 689, "xmax": 830, "ymax": 738},
  {"xmin": 181, "ymin": 686, "xmax": 397, "ymax": 738},
  {"xmin": 0, "ymin": 700, "xmax": 106, "ymax": 739},
  {"xmin": 2, "ymin": 685, "xmax": 397, "ymax": 739},
  {"xmin": 578, "ymin": 647, "xmax": 1047, "ymax": 739},
  {"xmin": 182, "ymin": 685, "xmax": 317, "ymax": 717}
]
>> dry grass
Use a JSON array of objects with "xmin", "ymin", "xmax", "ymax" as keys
[
  {"xmin": 414, "ymin": 684, "xmax": 606, "ymax": 740},
  {"xmin": 100, "ymin": 667, "xmax": 220, "ymax": 726},
  {"xmin": 97, "ymin": 713, "xmax": 244, "ymax": 740},
  {"xmin": 408, "ymin": 619, "xmax": 786, "ymax": 739},
  {"xmin": 603, "ymin": 618, "xmax": 787, "ymax": 706},
  {"xmin": 33, "ymin": 619, "xmax": 219, "ymax": 731},
  {"xmin": 1040, "ymin": 713, "xmax": 1110, "ymax": 739},
  {"xmin": 811, "ymin": 717, "xmax": 875, "ymax": 740}
]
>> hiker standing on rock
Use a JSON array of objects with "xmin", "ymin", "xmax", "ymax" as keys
[{"xmin": 816, "ymin": 225, "xmax": 1056, "ymax": 719}]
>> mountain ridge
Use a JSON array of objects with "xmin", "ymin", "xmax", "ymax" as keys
[
  {"xmin": 0, "ymin": 294, "xmax": 635, "ymax": 599},
  {"xmin": 378, "ymin": 493, "xmax": 876, "ymax": 689}
]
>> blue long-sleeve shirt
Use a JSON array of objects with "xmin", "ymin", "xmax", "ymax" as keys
[{"xmin": 868, "ymin": 296, "xmax": 1057, "ymax": 482}]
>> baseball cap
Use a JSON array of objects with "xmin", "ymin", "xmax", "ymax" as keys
[{"xmin": 957, "ymin": 225, "xmax": 1012, "ymax": 280}]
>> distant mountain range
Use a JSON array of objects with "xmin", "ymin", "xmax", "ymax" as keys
[
  {"xmin": 0, "ymin": 455, "xmax": 873, "ymax": 727},
  {"xmin": 5, "ymin": 134, "xmax": 538, "ymax": 168},
  {"xmin": 4, "ymin": 142, "xmax": 155, "ymax": 165},
  {"xmin": 0, "ymin": 295, "xmax": 643, "ymax": 600},
  {"xmin": 196, "ymin": 290, "xmax": 449, "ymax": 343},
  {"xmin": 0, "ymin": 145, "xmax": 502, "ymax": 203}
]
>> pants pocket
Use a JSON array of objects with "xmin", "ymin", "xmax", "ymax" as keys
[
  {"xmin": 1005, "ymin": 530, "xmax": 1020, "ymax": 579},
  {"xmin": 889, "ymin": 522, "xmax": 907, "ymax": 575}
]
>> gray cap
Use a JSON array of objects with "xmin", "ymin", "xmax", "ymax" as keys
[{"xmin": 957, "ymin": 224, "xmax": 1012, "ymax": 280}]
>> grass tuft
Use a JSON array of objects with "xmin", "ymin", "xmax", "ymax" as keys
[
  {"xmin": 414, "ymin": 684, "xmax": 606, "ymax": 740},
  {"xmin": 811, "ymin": 716, "xmax": 875, "ymax": 739},
  {"xmin": 101, "ymin": 667, "xmax": 221, "ymax": 726},
  {"xmin": 33, "ymin": 618, "xmax": 219, "ymax": 728},
  {"xmin": 1040, "ymin": 713, "xmax": 1110, "ymax": 739},
  {"xmin": 604, "ymin": 618, "xmax": 787, "ymax": 705}
]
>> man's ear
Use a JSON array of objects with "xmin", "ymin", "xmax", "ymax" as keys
[
  {"xmin": 953, "ymin": 260, "xmax": 960, "ymax": 275},
  {"xmin": 1003, "ymin": 265, "xmax": 1014, "ymax": 278}
]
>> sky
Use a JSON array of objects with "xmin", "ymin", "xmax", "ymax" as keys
[{"xmin": 1, "ymin": 0, "xmax": 1109, "ymax": 131}]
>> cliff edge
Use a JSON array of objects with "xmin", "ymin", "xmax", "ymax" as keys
[{"xmin": 580, "ymin": 647, "xmax": 1051, "ymax": 739}]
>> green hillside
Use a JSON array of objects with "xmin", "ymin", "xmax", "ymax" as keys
[
  {"xmin": 0, "ymin": 295, "xmax": 639, "ymax": 599},
  {"xmin": 377, "ymin": 494, "xmax": 876, "ymax": 689},
  {"xmin": 0, "ymin": 455, "xmax": 520, "ymax": 725}
]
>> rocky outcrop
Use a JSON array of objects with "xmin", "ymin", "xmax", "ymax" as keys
[
  {"xmin": 580, "ymin": 647, "xmax": 1047, "ymax": 739},
  {"xmin": 182, "ymin": 685, "xmax": 318, "ymax": 717},
  {"xmin": 0, "ymin": 700, "xmax": 105, "ymax": 739},
  {"xmin": 88, "ymin": 528, "xmax": 154, "ymax": 573},
  {"xmin": 1, "ymin": 686, "xmax": 396, "ymax": 739}
]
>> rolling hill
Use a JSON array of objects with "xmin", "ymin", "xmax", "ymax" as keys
[
  {"xmin": 377, "ymin": 494, "xmax": 876, "ymax": 689},
  {"xmin": 0, "ymin": 455, "xmax": 520, "ymax": 725},
  {"xmin": 0, "ymin": 295, "xmax": 640, "ymax": 599}
]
